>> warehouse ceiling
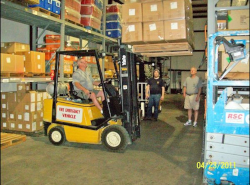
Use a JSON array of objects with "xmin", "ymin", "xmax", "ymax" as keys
[{"xmin": 192, "ymin": 0, "xmax": 249, "ymax": 18}]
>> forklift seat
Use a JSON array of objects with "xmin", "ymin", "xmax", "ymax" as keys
[{"xmin": 68, "ymin": 82, "xmax": 91, "ymax": 104}]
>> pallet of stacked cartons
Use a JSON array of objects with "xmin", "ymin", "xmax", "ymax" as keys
[
  {"xmin": 121, "ymin": 0, "xmax": 194, "ymax": 57},
  {"xmin": 29, "ymin": 0, "xmax": 60, "ymax": 19},
  {"xmin": 106, "ymin": 4, "xmax": 122, "ymax": 38},
  {"xmin": 80, "ymin": 0, "xmax": 102, "ymax": 30},
  {"xmin": 65, "ymin": 0, "xmax": 81, "ymax": 24},
  {"xmin": 121, "ymin": 1, "xmax": 143, "ymax": 44},
  {"xmin": 1, "ymin": 42, "xmax": 28, "ymax": 77}
]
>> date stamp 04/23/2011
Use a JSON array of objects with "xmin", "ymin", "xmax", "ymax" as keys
[{"xmin": 197, "ymin": 162, "xmax": 236, "ymax": 169}]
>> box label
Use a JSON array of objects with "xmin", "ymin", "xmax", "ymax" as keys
[
  {"xmin": 6, "ymin": 57, "xmax": 11, "ymax": 63},
  {"xmin": 31, "ymin": 103, "xmax": 35, "ymax": 112},
  {"xmin": 37, "ymin": 55, "xmax": 41, "ymax": 60},
  {"xmin": 3, "ymin": 122, "xmax": 7, "ymax": 127},
  {"xmin": 31, "ymin": 93, "xmax": 35, "ymax": 102},
  {"xmin": 22, "ymin": 45, "xmax": 25, "ymax": 49},
  {"xmin": 56, "ymin": 105, "xmax": 83, "ymax": 123},
  {"xmin": 225, "ymin": 113, "xmax": 245, "ymax": 124},
  {"xmin": 2, "ymin": 104, "xmax": 6, "ymax": 109},
  {"xmin": 2, "ymin": 113, "xmax": 6, "ymax": 118},
  {"xmin": 34, "ymin": 114, "xmax": 37, "ymax": 120},
  {"xmin": 26, "ymin": 124, "xmax": 30, "ymax": 129},
  {"xmin": 171, "ymin": 22, "xmax": 178, "ymax": 30},
  {"xmin": 11, "ymin": 123, "xmax": 15, "ymax": 128},
  {"xmin": 18, "ymin": 124, "xmax": 23, "ymax": 129},
  {"xmin": 37, "ymin": 94, "xmax": 41, "ymax": 101},
  {"xmin": 170, "ymin": 2, "xmax": 177, "ymax": 9},
  {"xmin": 18, "ymin": 115, "xmax": 22, "ymax": 120},
  {"xmin": 149, "ymin": 24, "xmax": 157, "ymax": 31},
  {"xmin": 2, "ymin": 94, "xmax": 6, "ymax": 99},
  {"xmin": 128, "ymin": 25, "xmax": 135, "ymax": 32},
  {"xmin": 32, "ymin": 122, "xmax": 36, "ymax": 131},
  {"xmin": 24, "ymin": 113, "xmax": 30, "ymax": 121},
  {"xmin": 40, "ymin": 121, "xmax": 43, "ymax": 127},
  {"xmin": 129, "ymin": 9, "xmax": 135, "ymax": 16},
  {"xmin": 151, "ymin": 5, "xmax": 157, "ymax": 12},
  {"xmin": 10, "ymin": 114, "xmax": 14, "ymax": 119},
  {"xmin": 18, "ymin": 85, "xmax": 23, "ymax": 91},
  {"xmin": 25, "ymin": 105, "xmax": 29, "ymax": 110}
]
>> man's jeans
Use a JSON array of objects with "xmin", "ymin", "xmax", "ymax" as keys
[{"xmin": 146, "ymin": 94, "xmax": 161, "ymax": 119}]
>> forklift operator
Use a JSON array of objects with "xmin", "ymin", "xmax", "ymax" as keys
[{"xmin": 72, "ymin": 58, "xmax": 105, "ymax": 114}]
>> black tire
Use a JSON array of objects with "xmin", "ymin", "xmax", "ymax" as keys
[
  {"xmin": 48, "ymin": 126, "xmax": 65, "ymax": 146},
  {"xmin": 101, "ymin": 125, "xmax": 130, "ymax": 152}
]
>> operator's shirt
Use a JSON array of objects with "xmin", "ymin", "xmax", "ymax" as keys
[
  {"xmin": 72, "ymin": 68, "xmax": 94, "ymax": 92},
  {"xmin": 147, "ymin": 78, "xmax": 164, "ymax": 95},
  {"xmin": 183, "ymin": 76, "xmax": 203, "ymax": 94}
]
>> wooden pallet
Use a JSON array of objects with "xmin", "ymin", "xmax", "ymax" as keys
[
  {"xmin": 1, "ymin": 133, "xmax": 26, "ymax": 149},
  {"xmin": 84, "ymin": 26, "xmax": 102, "ymax": 34},
  {"xmin": 1, "ymin": 129, "xmax": 44, "ymax": 137},
  {"xmin": 0, "ymin": 72, "xmax": 24, "ymax": 78},
  {"xmin": 24, "ymin": 72, "xmax": 49, "ymax": 77},
  {"xmin": 132, "ymin": 42, "xmax": 193, "ymax": 57},
  {"xmin": 65, "ymin": 19, "xmax": 83, "ymax": 27},
  {"xmin": 31, "ymin": 7, "xmax": 60, "ymax": 19}
]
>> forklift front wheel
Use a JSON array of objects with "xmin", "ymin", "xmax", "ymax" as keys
[
  {"xmin": 48, "ymin": 126, "xmax": 66, "ymax": 146},
  {"xmin": 101, "ymin": 125, "xmax": 130, "ymax": 152}
]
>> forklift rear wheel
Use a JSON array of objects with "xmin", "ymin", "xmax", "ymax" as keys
[
  {"xmin": 101, "ymin": 125, "xmax": 130, "ymax": 152},
  {"xmin": 48, "ymin": 126, "xmax": 65, "ymax": 146}
]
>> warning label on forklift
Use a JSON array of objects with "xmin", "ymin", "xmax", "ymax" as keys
[
  {"xmin": 225, "ymin": 113, "xmax": 245, "ymax": 124},
  {"xmin": 56, "ymin": 105, "xmax": 83, "ymax": 123}
]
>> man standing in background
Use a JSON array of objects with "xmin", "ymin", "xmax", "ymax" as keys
[
  {"xmin": 144, "ymin": 69, "xmax": 165, "ymax": 121},
  {"xmin": 183, "ymin": 67, "xmax": 203, "ymax": 127}
]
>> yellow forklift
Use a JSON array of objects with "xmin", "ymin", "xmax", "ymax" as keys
[{"xmin": 43, "ymin": 49, "xmax": 140, "ymax": 152}]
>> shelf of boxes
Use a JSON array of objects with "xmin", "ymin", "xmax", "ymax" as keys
[{"xmin": 0, "ymin": 0, "xmax": 117, "ymax": 44}]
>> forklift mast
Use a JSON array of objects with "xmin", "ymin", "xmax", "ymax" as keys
[{"xmin": 119, "ymin": 47, "xmax": 141, "ymax": 140}]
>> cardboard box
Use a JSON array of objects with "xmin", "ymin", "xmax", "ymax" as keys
[
  {"xmin": 18, "ymin": 51, "xmax": 45, "ymax": 73},
  {"xmin": 7, "ymin": 92, "xmax": 17, "ymax": 103},
  {"xmin": 17, "ymin": 123, "xmax": 24, "ymax": 131},
  {"xmin": 1, "ymin": 53, "xmax": 24, "ymax": 73},
  {"xmin": 19, "ymin": 91, "xmax": 37, "ymax": 103},
  {"xmin": 1, "ymin": 42, "xmax": 30, "ymax": 53},
  {"xmin": 23, "ymin": 112, "xmax": 37, "ymax": 124},
  {"xmin": 219, "ymin": 51, "xmax": 249, "ymax": 73},
  {"xmin": 122, "ymin": 23, "xmax": 143, "ymax": 44},
  {"xmin": 1, "ymin": 111, "xmax": 8, "ymax": 122},
  {"xmin": 17, "ymin": 83, "xmax": 30, "ymax": 93},
  {"xmin": 143, "ymin": 21, "xmax": 165, "ymax": 43},
  {"xmin": 7, "ymin": 102, "xmax": 17, "ymax": 112},
  {"xmin": 163, "ymin": 0, "xmax": 192, "ymax": 20},
  {"xmin": 1, "ymin": 121, "xmax": 9, "ymax": 130},
  {"xmin": 1, "ymin": 102, "xmax": 8, "ymax": 111},
  {"xmin": 16, "ymin": 112, "xmax": 24, "ymax": 123},
  {"xmin": 24, "ymin": 122, "xmax": 37, "ymax": 132},
  {"xmin": 8, "ymin": 111, "xmax": 16, "ymax": 121},
  {"xmin": 142, "ymin": 2, "xmax": 163, "ymax": 22},
  {"xmin": 122, "ymin": 3, "xmax": 142, "ymax": 23},
  {"xmin": 1, "ymin": 53, "xmax": 16, "ymax": 72},
  {"xmin": 9, "ymin": 121, "xmax": 16, "ymax": 131},
  {"xmin": 164, "ymin": 19, "xmax": 192, "ymax": 42},
  {"xmin": 228, "ymin": 10, "xmax": 249, "ymax": 30},
  {"xmin": 1, "ymin": 92, "xmax": 8, "ymax": 103},
  {"xmin": 24, "ymin": 103, "xmax": 36, "ymax": 112}
]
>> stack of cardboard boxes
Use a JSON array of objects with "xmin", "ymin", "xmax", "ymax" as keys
[
  {"xmin": 65, "ymin": 0, "xmax": 81, "ymax": 23},
  {"xmin": 1, "ymin": 83, "xmax": 51, "ymax": 132},
  {"xmin": 1, "ymin": 42, "xmax": 46, "ymax": 74},
  {"xmin": 122, "ymin": 0, "xmax": 193, "ymax": 47}
]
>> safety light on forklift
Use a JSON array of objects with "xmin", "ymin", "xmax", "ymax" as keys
[{"xmin": 51, "ymin": 70, "xmax": 55, "ymax": 80}]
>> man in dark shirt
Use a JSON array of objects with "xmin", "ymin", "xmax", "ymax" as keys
[{"xmin": 144, "ymin": 69, "xmax": 165, "ymax": 121}]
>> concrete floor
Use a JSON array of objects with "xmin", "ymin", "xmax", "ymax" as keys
[{"xmin": 1, "ymin": 94, "xmax": 205, "ymax": 185}]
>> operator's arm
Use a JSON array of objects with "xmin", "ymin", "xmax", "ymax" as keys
[
  {"xmin": 183, "ymin": 86, "xmax": 186, "ymax": 98},
  {"xmin": 161, "ymin": 87, "xmax": 165, "ymax": 100},
  {"xmin": 93, "ymin": 81, "xmax": 100, "ymax": 86},
  {"xmin": 74, "ymin": 82, "xmax": 90, "ymax": 95},
  {"xmin": 146, "ymin": 85, "xmax": 150, "ymax": 99}
]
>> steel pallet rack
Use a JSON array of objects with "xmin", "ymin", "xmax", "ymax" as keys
[
  {"xmin": 203, "ymin": 0, "xmax": 249, "ymax": 184},
  {"xmin": 0, "ymin": 0, "xmax": 117, "ymax": 85}
]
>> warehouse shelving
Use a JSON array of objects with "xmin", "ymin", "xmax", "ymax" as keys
[{"xmin": 1, "ymin": 0, "xmax": 117, "ymax": 84}]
